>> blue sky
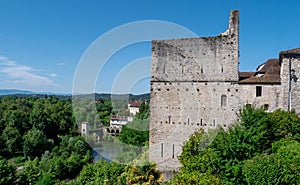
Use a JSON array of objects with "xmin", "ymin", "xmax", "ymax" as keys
[{"xmin": 0, "ymin": 0, "xmax": 299, "ymax": 94}]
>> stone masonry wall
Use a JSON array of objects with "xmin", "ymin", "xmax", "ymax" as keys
[
  {"xmin": 149, "ymin": 81, "xmax": 280, "ymax": 171},
  {"xmin": 149, "ymin": 10, "xmax": 283, "ymax": 172},
  {"xmin": 151, "ymin": 10, "xmax": 239, "ymax": 83},
  {"xmin": 150, "ymin": 10, "xmax": 240, "ymax": 171},
  {"xmin": 280, "ymin": 56, "xmax": 300, "ymax": 113}
]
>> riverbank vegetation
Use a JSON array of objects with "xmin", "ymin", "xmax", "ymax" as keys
[
  {"xmin": 0, "ymin": 95, "xmax": 154, "ymax": 184},
  {"xmin": 0, "ymin": 96, "xmax": 92, "ymax": 184}
]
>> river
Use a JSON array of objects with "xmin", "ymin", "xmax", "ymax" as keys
[{"xmin": 92, "ymin": 141, "xmax": 123, "ymax": 162}]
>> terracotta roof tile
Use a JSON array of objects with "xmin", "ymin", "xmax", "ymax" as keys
[
  {"xmin": 110, "ymin": 116, "xmax": 128, "ymax": 121},
  {"xmin": 129, "ymin": 101, "xmax": 143, "ymax": 108},
  {"xmin": 239, "ymin": 58, "xmax": 280, "ymax": 84},
  {"xmin": 256, "ymin": 58, "xmax": 279, "ymax": 73},
  {"xmin": 239, "ymin": 72, "xmax": 255, "ymax": 78}
]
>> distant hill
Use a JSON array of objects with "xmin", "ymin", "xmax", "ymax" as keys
[
  {"xmin": 74, "ymin": 93, "xmax": 150, "ymax": 101},
  {"xmin": 0, "ymin": 89, "xmax": 36, "ymax": 95},
  {"xmin": 0, "ymin": 89, "xmax": 150, "ymax": 101}
]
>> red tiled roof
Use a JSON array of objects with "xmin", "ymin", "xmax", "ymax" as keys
[
  {"xmin": 239, "ymin": 72, "xmax": 255, "ymax": 78},
  {"xmin": 129, "ymin": 101, "xmax": 143, "ymax": 108},
  {"xmin": 239, "ymin": 66, "xmax": 280, "ymax": 84},
  {"xmin": 110, "ymin": 116, "xmax": 128, "ymax": 121},
  {"xmin": 256, "ymin": 58, "xmax": 279, "ymax": 73},
  {"xmin": 239, "ymin": 58, "xmax": 280, "ymax": 84}
]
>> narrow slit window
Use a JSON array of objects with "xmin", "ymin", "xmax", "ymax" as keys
[
  {"xmin": 221, "ymin": 95, "xmax": 227, "ymax": 107},
  {"xmin": 172, "ymin": 144, "xmax": 175, "ymax": 159},
  {"xmin": 161, "ymin": 143, "xmax": 163, "ymax": 158}
]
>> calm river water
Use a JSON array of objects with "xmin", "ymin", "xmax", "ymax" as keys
[{"xmin": 92, "ymin": 142, "xmax": 123, "ymax": 162}]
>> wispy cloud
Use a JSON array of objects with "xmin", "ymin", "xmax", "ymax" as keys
[
  {"xmin": 50, "ymin": 73, "xmax": 57, "ymax": 77},
  {"xmin": 57, "ymin": 62, "xmax": 66, "ymax": 66},
  {"xmin": 0, "ymin": 55, "xmax": 55, "ymax": 89},
  {"xmin": 0, "ymin": 55, "xmax": 8, "ymax": 61}
]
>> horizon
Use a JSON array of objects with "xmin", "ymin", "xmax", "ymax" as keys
[
  {"xmin": 0, "ymin": 0, "xmax": 299, "ymax": 94},
  {"xmin": 0, "ymin": 88, "xmax": 150, "ymax": 96}
]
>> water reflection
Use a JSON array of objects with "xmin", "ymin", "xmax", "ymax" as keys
[{"xmin": 92, "ymin": 141, "xmax": 123, "ymax": 162}]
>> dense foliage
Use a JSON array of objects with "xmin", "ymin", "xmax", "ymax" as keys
[
  {"xmin": 0, "ymin": 95, "xmax": 154, "ymax": 184},
  {"xmin": 3, "ymin": 94, "xmax": 299, "ymax": 184},
  {"xmin": 0, "ymin": 96, "xmax": 92, "ymax": 184},
  {"xmin": 70, "ymin": 158, "xmax": 162, "ymax": 185},
  {"xmin": 0, "ymin": 157, "xmax": 16, "ymax": 185},
  {"xmin": 118, "ymin": 121, "xmax": 149, "ymax": 146},
  {"xmin": 168, "ymin": 106, "xmax": 300, "ymax": 184},
  {"xmin": 72, "ymin": 98, "xmax": 112, "ymax": 127},
  {"xmin": 17, "ymin": 136, "xmax": 92, "ymax": 184},
  {"xmin": 0, "ymin": 96, "xmax": 76, "ymax": 158}
]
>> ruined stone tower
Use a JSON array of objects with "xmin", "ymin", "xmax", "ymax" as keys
[
  {"xmin": 149, "ymin": 10, "xmax": 300, "ymax": 173},
  {"xmin": 149, "ymin": 10, "xmax": 240, "ymax": 171}
]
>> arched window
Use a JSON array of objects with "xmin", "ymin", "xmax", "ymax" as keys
[{"xmin": 221, "ymin": 95, "xmax": 227, "ymax": 107}]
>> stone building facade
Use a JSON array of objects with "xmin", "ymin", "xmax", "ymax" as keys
[{"xmin": 149, "ymin": 10, "xmax": 300, "ymax": 172}]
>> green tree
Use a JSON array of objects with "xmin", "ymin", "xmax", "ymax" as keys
[
  {"xmin": 18, "ymin": 158, "xmax": 41, "ymax": 185},
  {"xmin": 168, "ymin": 129, "xmax": 221, "ymax": 185},
  {"xmin": 166, "ymin": 171, "xmax": 221, "ymax": 185},
  {"xmin": 0, "ymin": 158, "xmax": 16, "ymax": 185},
  {"xmin": 243, "ymin": 139, "xmax": 300, "ymax": 184},
  {"xmin": 268, "ymin": 109, "xmax": 300, "ymax": 141},
  {"xmin": 4, "ymin": 109, "xmax": 31, "ymax": 136},
  {"xmin": 41, "ymin": 136, "xmax": 92, "ymax": 180},
  {"xmin": 23, "ymin": 128, "xmax": 51, "ymax": 159},
  {"xmin": 126, "ymin": 161, "xmax": 163, "ymax": 185},
  {"xmin": 2, "ymin": 126, "xmax": 22, "ymax": 157},
  {"xmin": 76, "ymin": 159, "xmax": 125, "ymax": 185},
  {"xmin": 118, "ymin": 119, "xmax": 149, "ymax": 146},
  {"xmin": 135, "ymin": 102, "xmax": 149, "ymax": 120},
  {"xmin": 35, "ymin": 172, "xmax": 57, "ymax": 185}
]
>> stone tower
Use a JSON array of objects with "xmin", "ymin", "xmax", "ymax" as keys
[
  {"xmin": 149, "ymin": 10, "xmax": 240, "ymax": 172},
  {"xmin": 81, "ymin": 122, "xmax": 90, "ymax": 135}
]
